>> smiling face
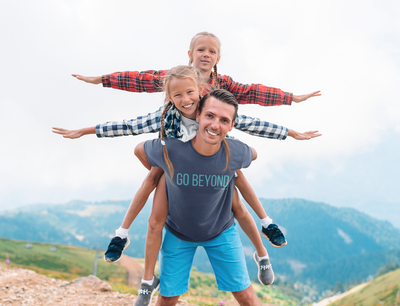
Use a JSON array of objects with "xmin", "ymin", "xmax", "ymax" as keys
[
  {"xmin": 167, "ymin": 77, "xmax": 203, "ymax": 120},
  {"xmin": 188, "ymin": 35, "xmax": 221, "ymax": 76},
  {"xmin": 195, "ymin": 96, "xmax": 235, "ymax": 147}
]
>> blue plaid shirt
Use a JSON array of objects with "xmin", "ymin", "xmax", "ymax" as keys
[{"xmin": 95, "ymin": 104, "xmax": 288, "ymax": 141}]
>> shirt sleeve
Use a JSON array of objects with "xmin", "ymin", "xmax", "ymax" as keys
[
  {"xmin": 102, "ymin": 70, "xmax": 168, "ymax": 93},
  {"xmin": 95, "ymin": 107, "xmax": 162, "ymax": 138},
  {"xmin": 219, "ymin": 74, "xmax": 293, "ymax": 106},
  {"xmin": 144, "ymin": 138, "xmax": 164, "ymax": 168},
  {"xmin": 234, "ymin": 114, "xmax": 288, "ymax": 140}
]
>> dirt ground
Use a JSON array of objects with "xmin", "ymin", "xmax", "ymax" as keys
[{"xmin": 0, "ymin": 267, "xmax": 195, "ymax": 306}]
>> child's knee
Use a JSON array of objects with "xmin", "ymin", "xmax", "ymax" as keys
[
  {"xmin": 148, "ymin": 214, "xmax": 165, "ymax": 233},
  {"xmin": 232, "ymin": 200, "xmax": 247, "ymax": 219},
  {"xmin": 141, "ymin": 175, "xmax": 158, "ymax": 193}
]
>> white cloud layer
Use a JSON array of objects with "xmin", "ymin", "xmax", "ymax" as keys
[{"xmin": 0, "ymin": 0, "xmax": 399, "ymax": 214}]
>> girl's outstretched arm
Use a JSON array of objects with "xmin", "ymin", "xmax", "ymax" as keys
[
  {"xmin": 292, "ymin": 90, "xmax": 321, "ymax": 103},
  {"xmin": 52, "ymin": 126, "xmax": 95, "ymax": 139},
  {"xmin": 71, "ymin": 74, "xmax": 102, "ymax": 85},
  {"xmin": 288, "ymin": 129, "xmax": 322, "ymax": 140},
  {"xmin": 72, "ymin": 70, "xmax": 167, "ymax": 93},
  {"xmin": 221, "ymin": 74, "xmax": 321, "ymax": 106},
  {"xmin": 234, "ymin": 114, "xmax": 322, "ymax": 141}
]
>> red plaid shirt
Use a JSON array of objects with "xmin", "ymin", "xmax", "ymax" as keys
[{"xmin": 102, "ymin": 70, "xmax": 293, "ymax": 106}]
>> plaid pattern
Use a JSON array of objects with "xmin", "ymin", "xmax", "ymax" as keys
[
  {"xmin": 96, "ymin": 105, "xmax": 288, "ymax": 141},
  {"xmin": 102, "ymin": 70, "xmax": 293, "ymax": 106}
]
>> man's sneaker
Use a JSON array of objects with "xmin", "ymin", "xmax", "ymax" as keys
[
  {"xmin": 133, "ymin": 275, "xmax": 160, "ymax": 306},
  {"xmin": 104, "ymin": 237, "xmax": 130, "ymax": 263},
  {"xmin": 253, "ymin": 252, "xmax": 274, "ymax": 286},
  {"xmin": 260, "ymin": 224, "xmax": 287, "ymax": 248}
]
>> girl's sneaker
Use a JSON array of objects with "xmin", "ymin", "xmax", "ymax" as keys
[
  {"xmin": 253, "ymin": 252, "xmax": 274, "ymax": 286},
  {"xmin": 104, "ymin": 237, "xmax": 130, "ymax": 263},
  {"xmin": 260, "ymin": 224, "xmax": 287, "ymax": 248},
  {"xmin": 134, "ymin": 275, "xmax": 160, "ymax": 306}
]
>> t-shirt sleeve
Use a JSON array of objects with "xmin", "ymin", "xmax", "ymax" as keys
[
  {"xmin": 144, "ymin": 139, "xmax": 164, "ymax": 168},
  {"xmin": 227, "ymin": 139, "xmax": 253, "ymax": 170},
  {"xmin": 241, "ymin": 143, "xmax": 253, "ymax": 169}
]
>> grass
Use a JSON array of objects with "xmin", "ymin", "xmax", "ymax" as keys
[
  {"xmin": 0, "ymin": 238, "xmax": 127, "ymax": 282},
  {"xmin": 329, "ymin": 267, "xmax": 400, "ymax": 306}
]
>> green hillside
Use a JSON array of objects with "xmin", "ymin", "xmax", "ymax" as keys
[
  {"xmin": 329, "ymin": 268, "xmax": 400, "ymax": 306},
  {"xmin": 2, "ymin": 198, "xmax": 400, "ymax": 295},
  {"xmin": 0, "ymin": 237, "xmax": 126, "ymax": 282},
  {"xmin": 0, "ymin": 238, "xmax": 300, "ymax": 305}
]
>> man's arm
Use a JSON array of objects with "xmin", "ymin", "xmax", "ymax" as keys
[
  {"xmin": 72, "ymin": 70, "xmax": 168, "ymax": 93},
  {"xmin": 134, "ymin": 142, "xmax": 151, "ymax": 170},
  {"xmin": 250, "ymin": 147, "xmax": 257, "ymax": 161}
]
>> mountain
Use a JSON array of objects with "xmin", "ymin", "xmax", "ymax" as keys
[{"xmin": 1, "ymin": 198, "xmax": 400, "ymax": 294}]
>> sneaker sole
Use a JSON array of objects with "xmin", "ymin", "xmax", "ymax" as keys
[
  {"xmin": 104, "ymin": 238, "xmax": 131, "ymax": 263},
  {"xmin": 253, "ymin": 252, "xmax": 274, "ymax": 286},
  {"xmin": 260, "ymin": 229, "xmax": 288, "ymax": 248}
]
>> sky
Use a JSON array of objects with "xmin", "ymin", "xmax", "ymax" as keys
[{"xmin": 1, "ymin": 0, "xmax": 399, "ymax": 226}]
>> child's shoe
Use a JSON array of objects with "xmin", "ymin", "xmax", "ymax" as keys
[
  {"xmin": 260, "ymin": 224, "xmax": 287, "ymax": 248},
  {"xmin": 104, "ymin": 236, "xmax": 130, "ymax": 263},
  {"xmin": 133, "ymin": 275, "xmax": 160, "ymax": 306},
  {"xmin": 253, "ymin": 252, "xmax": 274, "ymax": 286}
]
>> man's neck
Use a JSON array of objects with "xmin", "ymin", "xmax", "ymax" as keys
[{"xmin": 191, "ymin": 135, "xmax": 221, "ymax": 156}]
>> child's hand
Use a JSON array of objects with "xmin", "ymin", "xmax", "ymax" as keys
[
  {"xmin": 71, "ymin": 74, "xmax": 102, "ymax": 85},
  {"xmin": 292, "ymin": 91, "xmax": 321, "ymax": 103},
  {"xmin": 52, "ymin": 127, "xmax": 85, "ymax": 139},
  {"xmin": 288, "ymin": 129, "xmax": 322, "ymax": 140}
]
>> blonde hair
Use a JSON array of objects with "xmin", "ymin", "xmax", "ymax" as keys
[
  {"xmin": 188, "ymin": 31, "xmax": 221, "ymax": 89},
  {"xmin": 160, "ymin": 65, "xmax": 202, "ymax": 179}
]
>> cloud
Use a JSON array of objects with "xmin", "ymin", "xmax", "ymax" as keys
[{"xmin": 1, "ymin": 0, "xmax": 399, "ymax": 210}]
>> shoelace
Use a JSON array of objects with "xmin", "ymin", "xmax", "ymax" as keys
[
  {"xmin": 138, "ymin": 289, "xmax": 151, "ymax": 295},
  {"xmin": 260, "ymin": 264, "xmax": 272, "ymax": 270}
]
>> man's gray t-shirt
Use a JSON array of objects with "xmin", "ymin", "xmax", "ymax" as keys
[{"xmin": 144, "ymin": 137, "xmax": 253, "ymax": 242}]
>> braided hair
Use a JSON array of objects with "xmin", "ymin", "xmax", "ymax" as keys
[{"xmin": 160, "ymin": 65, "xmax": 203, "ymax": 179}]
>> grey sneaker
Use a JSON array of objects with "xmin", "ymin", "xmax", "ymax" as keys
[
  {"xmin": 133, "ymin": 275, "xmax": 160, "ymax": 306},
  {"xmin": 253, "ymin": 252, "xmax": 274, "ymax": 286}
]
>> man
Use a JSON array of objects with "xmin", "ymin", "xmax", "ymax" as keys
[{"xmin": 140, "ymin": 89, "xmax": 266, "ymax": 306}]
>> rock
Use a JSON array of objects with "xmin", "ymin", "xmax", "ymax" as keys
[{"xmin": 72, "ymin": 275, "xmax": 113, "ymax": 292}]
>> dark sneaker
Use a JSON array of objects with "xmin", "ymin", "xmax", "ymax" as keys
[
  {"xmin": 104, "ymin": 237, "xmax": 130, "ymax": 263},
  {"xmin": 134, "ymin": 275, "xmax": 160, "ymax": 306},
  {"xmin": 253, "ymin": 252, "xmax": 274, "ymax": 286},
  {"xmin": 260, "ymin": 224, "xmax": 287, "ymax": 248}
]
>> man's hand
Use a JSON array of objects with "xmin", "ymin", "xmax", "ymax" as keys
[
  {"xmin": 288, "ymin": 129, "xmax": 322, "ymax": 140},
  {"xmin": 292, "ymin": 91, "xmax": 321, "ymax": 103},
  {"xmin": 71, "ymin": 74, "xmax": 102, "ymax": 85},
  {"xmin": 52, "ymin": 127, "xmax": 95, "ymax": 139}
]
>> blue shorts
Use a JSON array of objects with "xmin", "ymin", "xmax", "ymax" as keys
[{"xmin": 159, "ymin": 223, "xmax": 251, "ymax": 297}]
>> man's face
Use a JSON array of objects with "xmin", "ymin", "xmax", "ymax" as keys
[{"xmin": 196, "ymin": 97, "xmax": 235, "ymax": 146}]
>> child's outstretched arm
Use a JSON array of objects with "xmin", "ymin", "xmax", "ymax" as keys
[
  {"xmin": 72, "ymin": 70, "xmax": 167, "ymax": 93},
  {"xmin": 53, "ymin": 107, "xmax": 163, "ymax": 140},
  {"xmin": 52, "ymin": 126, "xmax": 95, "ymax": 139},
  {"xmin": 234, "ymin": 114, "xmax": 321, "ymax": 140},
  {"xmin": 221, "ymin": 75, "xmax": 320, "ymax": 107}
]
